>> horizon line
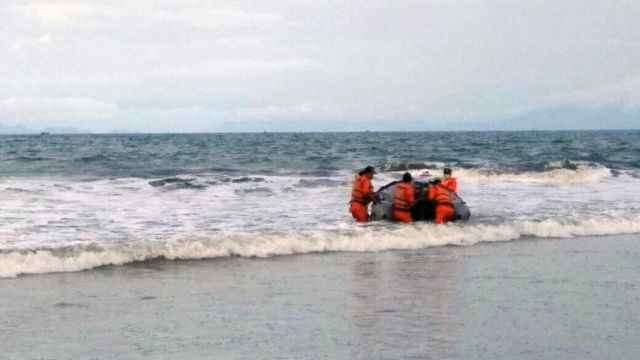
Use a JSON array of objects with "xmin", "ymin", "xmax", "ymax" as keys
[{"xmin": 1, "ymin": 128, "xmax": 639, "ymax": 135}]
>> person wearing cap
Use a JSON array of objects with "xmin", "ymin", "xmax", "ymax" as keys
[
  {"xmin": 393, "ymin": 172, "xmax": 418, "ymax": 223},
  {"xmin": 441, "ymin": 167, "xmax": 457, "ymax": 193},
  {"xmin": 350, "ymin": 166, "xmax": 377, "ymax": 222}
]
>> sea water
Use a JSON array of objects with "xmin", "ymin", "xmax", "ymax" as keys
[{"xmin": 1, "ymin": 130, "xmax": 640, "ymax": 278}]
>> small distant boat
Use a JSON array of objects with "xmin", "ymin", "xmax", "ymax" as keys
[{"xmin": 39, "ymin": 131, "xmax": 50, "ymax": 135}]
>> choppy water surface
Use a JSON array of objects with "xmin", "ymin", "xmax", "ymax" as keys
[{"xmin": 1, "ymin": 130, "xmax": 639, "ymax": 277}]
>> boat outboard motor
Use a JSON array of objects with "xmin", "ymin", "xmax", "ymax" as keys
[{"xmin": 370, "ymin": 180, "xmax": 470, "ymax": 222}]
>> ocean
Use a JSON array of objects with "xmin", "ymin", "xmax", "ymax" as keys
[
  {"xmin": 1, "ymin": 131, "xmax": 639, "ymax": 277},
  {"xmin": 2, "ymin": 131, "xmax": 640, "ymax": 359}
]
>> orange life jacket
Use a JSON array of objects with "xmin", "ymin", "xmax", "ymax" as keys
[
  {"xmin": 429, "ymin": 184, "xmax": 454, "ymax": 207},
  {"xmin": 351, "ymin": 175, "xmax": 373, "ymax": 204},
  {"xmin": 442, "ymin": 177, "xmax": 458, "ymax": 193},
  {"xmin": 393, "ymin": 182, "xmax": 415, "ymax": 211}
]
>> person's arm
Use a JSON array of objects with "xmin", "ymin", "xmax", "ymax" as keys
[
  {"xmin": 449, "ymin": 178, "xmax": 458, "ymax": 192},
  {"xmin": 362, "ymin": 178, "xmax": 377, "ymax": 202},
  {"xmin": 426, "ymin": 186, "xmax": 436, "ymax": 201}
]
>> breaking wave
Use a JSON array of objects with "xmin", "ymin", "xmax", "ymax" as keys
[
  {"xmin": 385, "ymin": 161, "xmax": 612, "ymax": 184},
  {"xmin": 2, "ymin": 214, "xmax": 640, "ymax": 278},
  {"xmin": 454, "ymin": 164, "xmax": 611, "ymax": 184}
]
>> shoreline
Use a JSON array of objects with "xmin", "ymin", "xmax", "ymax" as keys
[{"xmin": 2, "ymin": 233, "xmax": 639, "ymax": 359}]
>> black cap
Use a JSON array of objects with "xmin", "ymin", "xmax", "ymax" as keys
[
  {"xmin": 444, "ymin": 167, "xmax": 452, "ymax": 175},
  {"xmin": 363, "ymin": 166, "xmax": 377, "ymax": 174},
  {"xmin": 402, "ymin": 172, "xmax": 412, "ymax": 182}
]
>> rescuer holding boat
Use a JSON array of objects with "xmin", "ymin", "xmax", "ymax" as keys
[
  {"xmin": 441, "ymin": 167, "xmax": 457, "ymax": 192},
  {"xmin": 427, "ymin": 179, "xmax": 455, "ymax": 224},
  {"xmin": 350, "ymin": 166, "xmax": 377, "ymax": 222},
  {"xmin": 393, "ymin": 172, "xmax": 419, "ymax": 223}
]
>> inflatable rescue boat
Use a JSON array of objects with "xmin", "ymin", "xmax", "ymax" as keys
[{"xmin": 370, "ymin": 179, "xmax": 470, "ymax": 222}]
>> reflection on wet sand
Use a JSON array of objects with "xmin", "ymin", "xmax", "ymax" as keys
[{"xmin": 348, "ymin": 248, "xmax": 463, "ymax": 359}]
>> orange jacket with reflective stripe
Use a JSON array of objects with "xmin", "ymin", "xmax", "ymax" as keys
[
  {"xmin": 427, "ymin": 184, "xmax": 454, "ymax": 207},
  {"xmin": 351, "ymin": 175, "xmax": 374, "ymax": 204},
  {"xmin": 393, "ymin": 182, "xmax": 415, "ymax": 211},
  {"xmin": 442, "ymin": 177, "xmax": 458, "ymax": 193}
]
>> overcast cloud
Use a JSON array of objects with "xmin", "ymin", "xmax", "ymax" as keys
[{"xmin": 1, "ymin": 0, "xmax": 639, "ymax": 132}]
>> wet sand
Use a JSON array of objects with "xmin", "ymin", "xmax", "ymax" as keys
[{"xmin": 2, "ymin": 234, "xmax": 640, "ymax": 359}]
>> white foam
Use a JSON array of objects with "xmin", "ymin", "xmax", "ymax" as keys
[
  {"xmin": 455, "ymin": 165, "xmax": 612, "ymax": 184},
  {"xmin": 2, "ymin": 214, "xmax": 640, "ymax": 278},
  {"xmin": 516, "ymin": 216, "xmax": 640, "ymax": 237},
  {"xmin": 382, "ymin": 162, "xmax": 612, "ymax": 184}
]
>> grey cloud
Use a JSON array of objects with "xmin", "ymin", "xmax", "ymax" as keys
[{"xmin": 1, "ymin": 0, "xmax": 640, "ymax": 132}]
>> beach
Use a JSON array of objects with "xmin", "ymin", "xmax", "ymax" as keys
[
  {"xmin": 3, "ymin": 233, "xmax": 639, "ymax": 359},
  {"xmin": 1, "ymin": 131, "xmax": 639, "ymax": 358},
  {"xmin": 3, "ymin": 0, "xmax": 640, "ymax": 357}
]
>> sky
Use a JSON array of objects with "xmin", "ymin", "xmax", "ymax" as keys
[{"xmin": 1, "ymin": 0, "xmax": 640, "ymax": 132}]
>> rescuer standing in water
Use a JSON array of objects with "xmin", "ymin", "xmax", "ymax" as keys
[
  {"xmin": 350, "ymin": 166, "xmax": 377, "ymax": 222},
  {"xmin": 441, "ymin": 167, "xmax": 457, "ymax": 192},
  {"xmin": 427, "ymin": 179, "xmax": 455, "ymax": 224},
  {"xmin": 393, "ymin": 172, "xmax": 418, "ymax": 223}
]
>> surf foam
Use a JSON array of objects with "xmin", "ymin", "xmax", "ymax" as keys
[
  {"xmin": 455, "ymin": 164, "xmax": 611, "ymax": 184},
  {"xmin": 385, "ymin": 162, "xmax": 612, "ymax": 184},
  {"xmin": 2, "ymin": 214, "xmax": 640, "ymax": 278}
]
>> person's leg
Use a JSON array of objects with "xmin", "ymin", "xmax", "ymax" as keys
[
  {"xmin": 434, "ymin": 206, "xmax": 455, "ymax": 224},
  {"xmin": 442, "ymin": 206, "xmax": 455, "ymax": 223},
  {"xmin": 351, "ymin": 203, "xmax": 369, "ymax": 222},
  {"xmin": 393, "ymin": 210, "xmax": 413, "ymax": 223}
]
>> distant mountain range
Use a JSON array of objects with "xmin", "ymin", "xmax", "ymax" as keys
[
  {"xmin": 0, "ymin": 124, "xmax": 89, "ymax": 134},
  {"xmin": 0, "ymin": 123, "xmax": 35, "ymax": 134},
  {"xmin": 464, "ymin": 106, "xmax": 640, "ymax": 131},
  {"xmin": 218, "ymin": 106, "xmax": 639, "ymax": 132},
  {"xmin": 1, "ymin": 106, "xmax": 638, "ymax": 133},
  {"xmin": 215, "ymin": 108, "xmax": 638, "ymax": 132}
]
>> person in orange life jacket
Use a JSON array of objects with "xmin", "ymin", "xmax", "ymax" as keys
[
  {"xmin": 441, "ymin": 167, "xmax": 457, "ymax": 193},
  {"xmin": 393, "ymin": 172, "xmax": 419, "ymax": 223},
  {"xmin": 427, "ymin": 179, "xmax": 455, "ymax": 224},
  {"xmin": 350, "ymin": 166, "xmax": 377, "ymax": 222}
]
